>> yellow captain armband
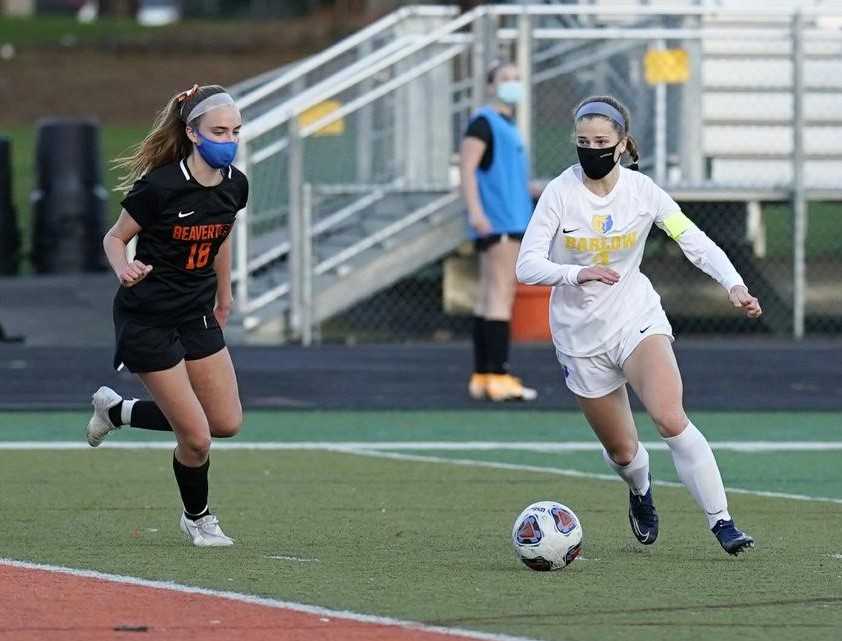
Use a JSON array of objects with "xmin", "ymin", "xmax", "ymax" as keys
[{"xmin": 661, "ymin": 212, "xmax": 694, "ymax": 240}]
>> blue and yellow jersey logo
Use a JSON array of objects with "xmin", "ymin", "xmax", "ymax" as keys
[
  {"xmin": 592, "ymin": 214, "xmax": 614, "ymax": 234},
  {"xmin": 566, "ymin": 214, "xmax": 636, "ymax": 266}
]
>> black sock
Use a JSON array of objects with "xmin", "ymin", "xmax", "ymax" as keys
[
  {"xmin": 107, "ymin": 402, "xmax": 123, "ymax": 427},
  {"xmin": 472, "ymin": 316, "xmax": 488, "ymax": 374},
  {"xmin": 131, "ymin": 401, "xmax": 174, "ymax": 432},
  {"xmin": 172, "ymin": 454, "xmax": 210, "ymax": 519},
  {"xmin": 484, "ymin": 319, "xmax": 511, "ymax": 375},
  {"xmin": 107, "ymin": 400, "xmax": 173, "ymax": 431}
]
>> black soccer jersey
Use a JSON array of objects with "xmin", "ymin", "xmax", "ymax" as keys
[{"xmin": 115, "ymin": 159, "xmax": 248, "ymax": 325}]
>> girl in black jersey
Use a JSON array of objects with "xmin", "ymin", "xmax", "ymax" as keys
[{"xmin": 85, "ymin": 84, "xmax": 248, "ymax": 547}]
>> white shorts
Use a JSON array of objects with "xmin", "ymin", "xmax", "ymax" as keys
[{"xmin": 556, "ymin": 307, "xmax": 674, "ymax": 399}]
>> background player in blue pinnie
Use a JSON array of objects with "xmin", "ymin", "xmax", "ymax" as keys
[{"xmin": 460, "ymin": 60, "xmax": 539, "ymax": 403}]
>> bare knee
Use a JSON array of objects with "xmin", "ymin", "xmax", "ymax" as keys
[
  {"xmin": 178, "ymin": 433, "xmax": 212, "ymax": 464},
  {"xmin": 210, "ymin": 405, "xmax": 243, "ymax": 438},
  {"xmin": 650, "ymin": 407, "xmax": 688, "ymax": 438},
  {"xmin": 605, "ymin": 443, "xmax": 638, "ymax": 466}
]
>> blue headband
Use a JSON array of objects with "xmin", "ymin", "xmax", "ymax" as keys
[{"xmin": 575, "ymin": 102, "xmax": 626, "ymax": 131}]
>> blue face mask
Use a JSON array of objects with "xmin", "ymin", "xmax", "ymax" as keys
[
  {"xmin": 195, "ymin": 131, "xmax": 238, "ymax": 169},
  {"xmin": 496, "ymin": 81, "xmax": 523, "ymax": 105}
]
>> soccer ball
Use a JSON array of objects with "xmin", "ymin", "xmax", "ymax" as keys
[{"xmin": 512, "ymin": 501, "xmax": 582, "ymax": 571}]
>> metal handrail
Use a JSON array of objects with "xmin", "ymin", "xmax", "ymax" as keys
[
  {"xmin": 236, "ymin": 187, "xmax": 397, "ymax": 284},
  {"xmin": 243, "ymin": 281, "xmax": 291, "ymax": 315},
  {"xmin": 314, "ymin": 183, "xmax": 457, "ymax": 195},
  {"xmin": 245, "ymin": 241, "xmax": 290, "ymax": 275},
  {"xmin": 313, "ymin": 193, "xmax": 461, "ymax": 277},
  {"xmin": 533, "ymin": 39, "xmax": 644, "ymax": 85},
  {"xmin": 533, "ymin": 40, "xmax": 587, "ymax": 65},
  {"xmin": 244, "ymin": 24, "xmax": 840, "ymax": 141},
  {"xmin": 250, "ymin": 136, "xmax": 289, "ymax": 165},
  {"xmin": 241, "ymin": 5, "xmax": 842, "ymax": 141},
  {"xmin": 499, "ymin": 27, "xmax": 795, "ymax": 40},
  {"xmin": 243, "ymin": 27, "xmax": 460, "ymax": 163},
  {"xmin": 299, "ymin": 44, "xmax": 467, "ymax": 138},
  {"xmin": 242, "ymin": 35, "xmax": 420, "ymax": 141},
  {"xmin": 234, "ymin": 2, "xmax": 839, "ymax": 120},
  {"xmin": 236, "ymin": 5, "xmax": 459, "ymax": 110},
  {"xmin": 489, "ymin": 5, "xmax": 841, "ymax": 17},
  {"xmin": 311, "ymin": 190, "xmax": 388, "ymax": 237},
  {"xmin": 241, "ymin": 7, "xmax": 482, "ymax": 141}
]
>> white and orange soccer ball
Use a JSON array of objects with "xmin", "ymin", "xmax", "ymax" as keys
[{"xmin": 511, "ymin": 501, "xmax": 583, "ymax": 571}]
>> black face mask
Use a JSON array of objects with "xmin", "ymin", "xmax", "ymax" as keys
[{"xmin": 577, "ymin": 144, "xmax": 619, "ymax": 180}]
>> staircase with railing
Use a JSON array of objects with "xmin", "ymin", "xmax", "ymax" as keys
[{"xmin": 231, "ymin": 5, "xmax": 474, "ymax": 343}]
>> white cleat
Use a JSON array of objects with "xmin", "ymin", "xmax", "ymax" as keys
[
  {"xmin": 179, "ymin": 513, "xmax": 234, "ymax": 547},
  {"xmin": 86, "ymin": 386, "xmax": 123, "ymax": 447}
]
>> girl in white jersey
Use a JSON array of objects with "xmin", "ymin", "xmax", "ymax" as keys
[{"xmin": 516, "ymin": 96, "xmax": 762, "ymax": 556}]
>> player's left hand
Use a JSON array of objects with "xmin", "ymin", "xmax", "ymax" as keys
[
  {"xmin": 214, "ymin": 303, "xmax": 231, "ymax": 328},
  {"xmin": 729, "ymin": 284, "xmax": 762, "ymax": 318}
]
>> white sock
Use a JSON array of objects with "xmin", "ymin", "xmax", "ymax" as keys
[
  {"xmin": 663, "ymin": 421, "xmax": 730, "ymax": 528},
  {"xmin": 602, "ymin": 444, "xmax": 650, "ymax": 496},
  {"xmin": 120, "ymin": 399, "xmax": 137, "ymax": 426}
]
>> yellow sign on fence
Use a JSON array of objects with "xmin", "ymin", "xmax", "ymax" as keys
[
  {"xmin": 644, "ymin": 49, "xmax": 690, "ymax": 85},
  {"xmin": 297, "ymin": 100, "xmax": 345, "ymax": 136}
]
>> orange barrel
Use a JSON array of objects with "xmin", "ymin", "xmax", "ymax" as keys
[{"xmin": 510, "ymin": 284, "xmax": 552, "ymax": 342}]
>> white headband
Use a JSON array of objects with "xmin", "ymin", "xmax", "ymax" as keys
[{"xmin": 186, "ymin": 92, "xmax": 236, "ymax": 123}]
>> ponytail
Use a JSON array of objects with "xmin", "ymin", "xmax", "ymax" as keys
[
  {"xmin": 114, "ymin": 84, "xmax": 228, "ymax": 192},
  {"xmin": 625, "ymin": 134, "xmax": 640, "ymax": 171}
]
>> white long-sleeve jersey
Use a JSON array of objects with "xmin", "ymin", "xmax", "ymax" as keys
[{"xmin": 516, "ymin": 165, "xmax": 744, "ymax": 357}]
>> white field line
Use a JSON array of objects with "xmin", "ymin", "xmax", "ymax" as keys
[
  {"xmin": 0, "ymin": 558, "xmax": 539, "ymax": 641},
  {"xmin": 265, "ymin": 555, "xmax": 320, "ymax": 563},
  {"xmin": 338, "ymin": 448, "xmax": 842, "ymax": 507},
  {"xmin": 3, "ymin": 440, "xmax": 841, "ymax": 504},
  {"xmin": 2, "ymin": 440, "xmax": 842, "ymax": 452}
]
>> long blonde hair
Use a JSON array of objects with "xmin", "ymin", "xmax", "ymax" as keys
[
  {"xmin": 573, "ymin": 95, "xmax": 640, "ymax": 170},
  {"xmin": 114, "ymin": 84, "xmax": 228, "ymax": 192}
]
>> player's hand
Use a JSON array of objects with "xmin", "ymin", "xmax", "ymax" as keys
[
  {"xmin": 214, "ymin": 302, "xmax": 231, "ymax": 328},
  {"xmin": 468, "ymin": 211, "xmax": 493, "ymax": 237},
  {"xmin": 577, "ymin": 266, "xmax": 620, "ymax": 285},
  {"xmin": 729, "ymin": 284, "xmax": 762, "ymax": 318},
  {"xmin": 117, "ymin": 260, "xmax": 152, "ymax": 287}
]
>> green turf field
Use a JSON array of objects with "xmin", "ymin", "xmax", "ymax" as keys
[{"xmin": 1, "ymin": 410, "xmax": 841, "ymax": 641}]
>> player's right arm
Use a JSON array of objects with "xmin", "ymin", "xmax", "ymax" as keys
[
  {"xmin": 516, "ymin": 183, "xmax": 619, "ymax": 287},
  {"xmin": 103, "ymin": 210, "xmax": 153, "ymax": 287}
]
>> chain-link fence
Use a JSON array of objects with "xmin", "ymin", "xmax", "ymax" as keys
[{"xmin": 235, "ymin": 3, "xmax": 842, "ymax": 343}]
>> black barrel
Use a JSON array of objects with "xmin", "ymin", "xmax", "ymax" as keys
[
  {"xmin": 0, "ymin": 136, "xmax": 21, "ymax": 275},
  {"xmin": 30, "ymin": 119, "xmax": 107, "ymax": 274}
]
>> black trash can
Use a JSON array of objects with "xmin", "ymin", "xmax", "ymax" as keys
[
  {"xmin": 0, "ymin": 136, "xmax": 21, "ymax": 275},
  {"xmin": 30, "ymin": 119, "xmax": 107, "ymax": 274}
]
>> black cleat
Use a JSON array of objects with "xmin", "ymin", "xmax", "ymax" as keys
[
  {"xmin": 628, "ymin": 481, "xmax": 659, "ymax": 545},
  {"xmin": 712, "ymin": 519, "xmax": 755, "ymax": 556}
]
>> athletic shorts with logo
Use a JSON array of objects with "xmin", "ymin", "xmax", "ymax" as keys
[
  {"xmin": 556, "ymin": 306, "xmax": 674, "ymax": 398},
  {"xmin": 113, "ymin": 306, "xmax": 225, "ymax": 373}
]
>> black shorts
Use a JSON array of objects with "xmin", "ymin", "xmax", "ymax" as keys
[
  {"xmin": 474, "ymin": 232, "xmax": 524, "ymax": 252},
  {"xmin": 113, "ymin": 308, "xmax": 225, "ymax": 373}
]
